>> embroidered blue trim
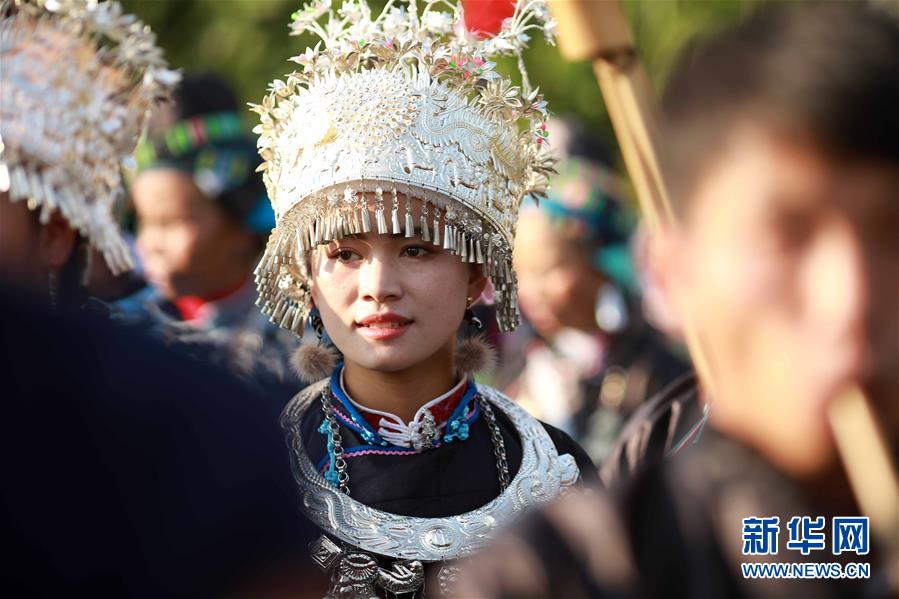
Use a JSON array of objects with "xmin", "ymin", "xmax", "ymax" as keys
[
  {"xmin": 448, "ymin": 382, "xmax": 479, "ymax": 423},
  {"xmin": 443, "ymin": 383, "xmax": 479, "ymax": 443},
  {"xmin": 324, "ymin": 364, "xmax": 483, "ymax": 451},
  {"xmin": 329, "ymin": 364, "xmax": 387, "ymax": 446},
  {"xmin": 317, "ymin": 419, "xmax": 340, "ymax": 487},
  {"xmin": 315, "ymin": 400, "xmax": 484, "ymax": 474}
]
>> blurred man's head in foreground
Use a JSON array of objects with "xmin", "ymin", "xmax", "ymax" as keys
[
  {"xmin": 650, "ymin": 2, "xmax": 898, "ymax": 476},
  {"xmin": 131, "ymin": 73, "xmax": 273, "ymax": 301}
]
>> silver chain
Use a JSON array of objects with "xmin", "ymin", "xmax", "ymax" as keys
[
  {"xmin": 320, "ymin": 389, "xmax": 510, "ymax": 494},
  {"xmin": 478, "ymin": 397, "xmax": 510, "ymax": 490},
  {"xmin": 320, "ymin": 389, "xmax": 351, "ymax": 495}
]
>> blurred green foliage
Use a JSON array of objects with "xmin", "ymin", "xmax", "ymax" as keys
[{"xmin": 123, "ymin": 0, "xmax": 751, "ymax": 163}]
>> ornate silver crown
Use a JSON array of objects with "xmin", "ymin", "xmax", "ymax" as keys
[
  {"xmin": 252, "ymin": 0, "xmax": 557, "ymax": 334},
  {"xmin": 0, "ymin": 0, "xmax": 178, "ymax": 274}
]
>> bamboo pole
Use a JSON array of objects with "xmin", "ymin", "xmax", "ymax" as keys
[
  {"xmin": 548, "ymin": 0, "xmax": 898, "ymax": 571},
  {"xmin": 549, "ymin": 0, "xmax": 716, "ymax": 390}
]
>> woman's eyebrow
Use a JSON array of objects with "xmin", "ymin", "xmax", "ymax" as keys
[
  {"xmin": 390, "ymin": 227, "xmax": 426, "ymax": 239},
  {"xmin": 327, "ymin": 233, "xmax": 372, "ymax": 247}
]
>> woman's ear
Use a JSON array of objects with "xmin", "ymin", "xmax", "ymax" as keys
[
  {"xmin": 466, "ymin": 264, "xmax": 488, "ymax": 304},
  {"xmin": 38, "ymin": 211, "xmax": 77, "ymax": 270}
]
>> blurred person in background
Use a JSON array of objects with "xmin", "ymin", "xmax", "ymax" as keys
[
  {"xmin": 0, "ymin": 1, "xmax": 314, "ymax": 596},
  {"xmin": 508, "ymin": 117, "xmax": 689, "ymax": 462},
  {"xmin": 0, "ymin": 4, "xmax": 315, "ymax": 595},
  {"xmin": 0, "ymin": 0, "xmax": 175, "ymax": 312},
  {"xmin": 457, "ymin": 3, "xmax": 899, "ymax": 597},
  {"xmin": 116, "ymin": 72, "xmax": 300, "ymax": 389}
]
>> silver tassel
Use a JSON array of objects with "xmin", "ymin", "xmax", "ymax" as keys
[
  {"xmin": 404, "ymin": 197, "xmax": 414, "ymax": 237},
  {"xmin": 375, "ymin": 186, "xmax": 388, "ymax": 234},
  {"xmin": 296, "ymin": 228, "xmax": 306, "ymax": 253},
  {"xmin": 432, "ymin": 213, "xmax": 440, "ymax": 246},
  {"xmin": 28, "ymin": 170, "xmax": 44, "ymax": 203},
  {"xmin": 272, "ymin": 299, "xmax": 287, "ymax": 323},
  {"xmin": 460, "ymin": 233, "xmax": 468, "ymax": 260},
  {"xmin": 280, "ymin": 306, "xmax": 295, "ymax": 329},
  {"xmin": 468, "ymin": 238, "xmax": 476, "ymax": 263},
  {"xmin": 443, "ymin": 224, "xmax": 453, "ymax": 250},
  {"xmin": 391, "ymin": 205, "xmax": 401, "ymax": 235},
  {"xmin": 253, "ymin": 257, "xmax": 266, "ymax": 277},
  {"xmin": 391, "ymin": 188, "xmax": 402, "ymax": 235},
  {"xmin": 40, "ymin": 179, "xmax": 57, "ymax": 223},
  {"xmin": 10, "ymin": 166, "xmax": 27, "ymax": 200},
  {"xmin": 420, "ymin": 202, "xmax": 430, "ymax": 242},
  {"xmin": 405, "ymin": 210, "xmax": 415, "ymax": 238},
  {"xmin": 287, "ymin": 233, "xmax": 298, "ymax": 264},
  {"xmin": 361, "ymin": 205, "xmax": 372, "ymax": 233},
  {"xmin": 377, "ymin": 206, "xmax": 388, "ymax": 234},
  {"xmin": 475, "ymin": 239, "xmax": 484, "ymax": 264},
  {"xmin": 291, "ymin": 307, "xmax": 305, "ymax": 333}
]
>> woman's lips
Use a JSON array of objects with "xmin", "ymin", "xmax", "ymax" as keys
[{"xmin": 355, "ymin": 313, "xmax": 413, "ymax": 341}]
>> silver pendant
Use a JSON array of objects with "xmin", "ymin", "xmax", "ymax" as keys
[
  {"xmin": 412, "ymin": 409, "xmax": 440, "ymax": 451},
  {"xmin": 311, "ymin": 535, "xmax": 424, "ymax": 599}
]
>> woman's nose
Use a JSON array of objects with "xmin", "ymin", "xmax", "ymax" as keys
[{"xmin": 357, "ymin": 254, "xmax": 403, "ymax": 303}]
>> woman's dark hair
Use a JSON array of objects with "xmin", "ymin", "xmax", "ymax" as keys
[
  {"xmin": 172, "ymin": 72, "xmax": 240, "ymax": 119},
  {"xmin": 660, "ymin": 2, "xmax": 899, "ymax": 210}
]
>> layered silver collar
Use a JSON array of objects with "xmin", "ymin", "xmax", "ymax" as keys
[{"xmin": 281, "ymin": 381, "xmax": 580, "ymax": 562}]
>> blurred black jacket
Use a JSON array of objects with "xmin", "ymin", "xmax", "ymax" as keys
[{"xmin": 0, "ymin": 285, "xmax": 315, "ymax": 597}]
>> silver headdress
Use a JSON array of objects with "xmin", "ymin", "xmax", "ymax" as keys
[
  {"xmin": 253, "ymin": 0, "xmax": 557, "ymax": 334},
  {"xmin": 0, "ymin": 0, "xmax": 179, "ymax": 274}
]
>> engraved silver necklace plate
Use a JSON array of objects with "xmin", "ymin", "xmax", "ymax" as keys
[{"xmin": 282, "ymin": 381, "xmax": 580, "ymax": 563}]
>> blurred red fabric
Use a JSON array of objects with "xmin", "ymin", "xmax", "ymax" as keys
[{"xmin": 462, "ymin": 0, "xmax": 516, "ymax": 37}]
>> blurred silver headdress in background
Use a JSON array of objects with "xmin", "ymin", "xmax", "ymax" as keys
[{"xmin": 0, "ymin": 0, "xmax": 179, "ymax": 274}]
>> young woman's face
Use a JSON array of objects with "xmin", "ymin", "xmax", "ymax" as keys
[{"xmin": 310, "ymin": 199, "xmax": 486, "ymax": 374}]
